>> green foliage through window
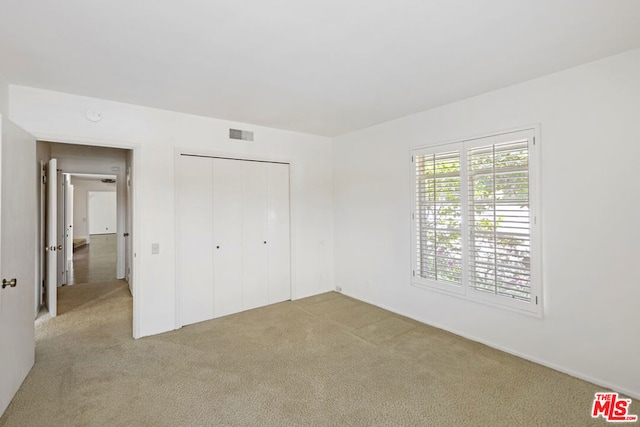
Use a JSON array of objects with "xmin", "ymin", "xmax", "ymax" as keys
[{"xmin": 414, "ymin": 138, "xmax": 532, "ymax": 303}]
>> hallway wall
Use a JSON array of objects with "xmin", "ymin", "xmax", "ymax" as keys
[{"xmin": 71, "ymin": 177, "xmax": 116, "ymax": 241}]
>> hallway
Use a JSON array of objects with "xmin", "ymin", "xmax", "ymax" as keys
[{"xmin": 67, "ymin": 234, "xmax": 117, "ymax": 285}]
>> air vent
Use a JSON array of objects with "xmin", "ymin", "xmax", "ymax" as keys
[{"xmin": 229, "ymin": 128, "xmax": 254, "ymax": 141}]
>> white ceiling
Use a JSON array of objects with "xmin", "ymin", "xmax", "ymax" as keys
[{"xmin": 1, "ymin": 0, "xmax": 639, "ymax": 137}]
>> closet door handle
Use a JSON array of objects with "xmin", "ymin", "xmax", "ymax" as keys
[
  {"xmin": 216, "ymin": 245, "xmax": 220, "ymax": 249},
  {"xmin": 263, "ymin": 241, "xmax": 267, "ymax": 244}
]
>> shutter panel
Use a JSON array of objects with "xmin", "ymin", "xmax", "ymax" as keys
[
  {"xmin": 414, "ymin": 149, "xmax": 462, "ymax": 284},
  {"xmin": 467, "ymin": 138, "xmax": 531, "ymax": 302}
]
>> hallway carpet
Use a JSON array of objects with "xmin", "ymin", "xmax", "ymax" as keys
[{"xmin": 0, "ymin": 281, "xmax": 627, "ymax": 426}]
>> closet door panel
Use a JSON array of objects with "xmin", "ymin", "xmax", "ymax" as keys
[
  {"xmin": 241, "ymin": 161, "xmax": 269, "ymax": 310},
  {"xmin": 177, "ymin": 155, "xmax": 214, "ymax": 326},
  {"xmin": 267, "ymin": 163, "xmax": 291, "ymax": 303},
  {"xmin": 212, "ymin": 158, "xmax": 243, "ymax": 318}
]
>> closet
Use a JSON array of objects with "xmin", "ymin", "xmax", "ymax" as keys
[{"xmin": 176, "ymin": 154, "xmax": 291, "ymax": 327}]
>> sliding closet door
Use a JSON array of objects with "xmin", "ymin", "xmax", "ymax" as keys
[
  {"xmin": 267, "ymin": 163, "xmax": 291, "ymax": 303},
  {"xmin": 177, "ymin": 155, "xmax": 291, "ymax": 326},
  {"xmin": 177, "ymin": 155, "xmax": 214, "ymax": 326},
  {"xmin": 241, "ymin": 161, "xmax": 269, "ymax": 310},
  {"xmin": 212, "ymin": 158, "xmax": 243, "ymax": 318}
]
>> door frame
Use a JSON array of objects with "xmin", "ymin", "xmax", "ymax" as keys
[
  {"xmin": 32, "ymin": 133, "xmax": 141, "ymax": 338},
  {"xmin": 173, "ymin": 148, "xmax": 296, "ymax": 330}
]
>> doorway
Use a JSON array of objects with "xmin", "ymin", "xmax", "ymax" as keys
[
  {"xmin": 66, "ymin": 174, "xmax": 118, "ymax": 285},
  {"xmin": 37, "ymin": 142, "xmax": 134, "ymax": 319}
]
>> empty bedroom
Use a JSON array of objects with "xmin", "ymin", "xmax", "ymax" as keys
[{"xmin": 0, "ymin": 1, "xmax": 638, "ymax": 425}]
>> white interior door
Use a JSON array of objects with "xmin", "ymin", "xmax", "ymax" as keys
[
  {"xmin": 56, "ymin": 169, "xmax": 64, "ymax": 285},
  {"xmin": 65, "ymin": 180, "xmax": 73, "ymax": 263},
  {"xmin": 125, "ymin": 163, "xmax": 132, "ymax": 286},
  {"xmin": 266, "ymin": 163, "xmax": 291, "ymax": 303},
  {"xmin": 46, "ymin": 158, "xmax": 57, "ymax": 316},
  {"xmin": 177, "ymin": 155, "xmax": 213, "ymax": 327},
  {"xmin": 241, "ymin": 161, "xmax": 269, "ymax": 311},
  {"xmin": 0, "ymin": 118, "xmax": 37, "ymax": 415},
  {"xmin": 212, "ymin": 158, "xmax": 243, "ymax": 318}
]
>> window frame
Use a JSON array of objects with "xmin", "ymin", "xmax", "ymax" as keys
[{"xmin": 411, "ymin": 127, "xmax": 542, "ymax": 316}]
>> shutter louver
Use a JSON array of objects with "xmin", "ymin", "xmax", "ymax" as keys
[
  {"xmin": 415, "ymin": 150, "xmax": 462, "ymax": 284},
  {"xmin": 467, "ymin": 139, "xmax": 531, "ymax": 302}
]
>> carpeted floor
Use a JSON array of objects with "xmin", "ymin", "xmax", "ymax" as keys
[{"xmin": 0, "ymin": 281, "xmax": 631, "ymax": 426}]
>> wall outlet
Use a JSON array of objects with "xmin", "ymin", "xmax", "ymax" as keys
[
  {"xmin": 335, "ymin": 286, "xmax": 342, "ymax": 293},
  {"xmin": 152, "ymin": 243, "xmax": 160, "ymax": 255}
]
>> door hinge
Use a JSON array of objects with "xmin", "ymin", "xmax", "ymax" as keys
[
  {"xmin": 533, "ymin": 136, "xmax": 536, "ymax": 145},
  {"xmin": 411, "ymin": 156, "xmax": 414, "ymax": 163},
  {"xmin": 42, "ymin": 175, "xmax": 47, "ymax": 184},
  {"xmin": 535, "ymin": 296, "xmax": 538, "ymax": 305},
  {"xmin": 412, "ymin": 270, "xmax": 415, "ymax": 277}
]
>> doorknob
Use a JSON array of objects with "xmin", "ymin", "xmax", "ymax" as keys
[
  {"xmin": 2, "ymin": 278, "xmax": 17, "ymax": 289},
  {"xmin": 124, "ymin": 233, "xmax": 130, "ymax": 237},
  {"xmin": 46, "ymin": 245, "xmax": 56, "ymax": 251},
  {"xmin": 57, "ymin": 244, "xmax": 63, "ymax": 251}
]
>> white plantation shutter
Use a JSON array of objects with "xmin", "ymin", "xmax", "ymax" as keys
[
  {"xmin": 412, "ymin": 128, "xmax": 539, "ymax": 314},
  {"xmin": 467, "ymin": 138, "xmax": 531, "ymax": 302},
  {"xmin": 414, "ymin": 149, "xmax": 462, "ymax": 284}
]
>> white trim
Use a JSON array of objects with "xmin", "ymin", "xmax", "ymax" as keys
[
  {"xmin": 24, "ymin": 131, "xmax": 142, "ymax": 338},
  {"xmin": 410, "ymin": 125, "xmax": 542, "ymax": 316},
  {"xmin": 173, "ymin": 151, "xmax": 181, "ymax": 330},
  {"xmin": 177, "ymin": 146, "xmax": 294, "ymax": 166},
  {"xmin": 411, "ymin": 124, "xmax": 542, "ymax": 152},
  {"xmin": 26, "ymin": 131, "xmax": 141, "ymax": 150},
  {"xmin": 338, "ymin": 289, "xmax": 639, "ymax": 400}
]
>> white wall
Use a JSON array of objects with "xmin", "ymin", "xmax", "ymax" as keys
[
  {"xmin": 88, "ymin": 191, "xmax": 117, "ymax": 235},
  {"xmin": 333, "ymin": 49, "xmax": 640, "ymax": 398},
  {"xmin": 9, "ymin": 87, "xmax": 335, "ymax": 338},
  {"xmin": 71, "ymin": 177, "xmax": 116, "ymax": 239},
  {"xmin": 0, "ymin": 73, "xmax": 8, "ymax": 116}
]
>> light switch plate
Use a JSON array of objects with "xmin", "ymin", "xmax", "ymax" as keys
[{"xmin": 152, "ymin": 243, "xmax": 160, "ymax": 255}]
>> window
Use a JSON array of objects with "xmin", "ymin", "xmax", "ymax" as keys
[{"xmin": 412, "ymin": 128, "xmax": 540, "ymax": 314}]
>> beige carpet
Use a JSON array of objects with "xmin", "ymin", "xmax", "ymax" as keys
[{"xmin": 0, "ymin": 281, "xmax": 631, "ymax": 426}]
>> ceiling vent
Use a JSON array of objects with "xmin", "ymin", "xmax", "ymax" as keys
[{"xmin": 229, "ymin": 128, "xmax": 254, "ymax": 142}]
